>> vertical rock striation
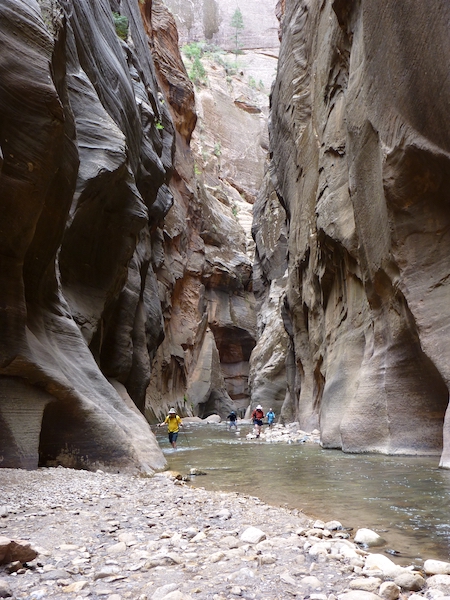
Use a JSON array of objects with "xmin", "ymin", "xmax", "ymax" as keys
[
  {"xmin": 258, "ymin": 0, "xmax": 450, "ymax": 457},
  {"xmin": 0, "ymin": 0, "xmax": 178, "ymax": 471}
]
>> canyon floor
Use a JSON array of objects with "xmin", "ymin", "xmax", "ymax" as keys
[{"xmin": 0, "ymin": 466, "xmax": 448, "ymax": 600}]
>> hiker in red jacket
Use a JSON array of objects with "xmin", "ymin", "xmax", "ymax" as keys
[{"xmin": 251, "ymin": 405, "xmax": 264, "ymax": 438}]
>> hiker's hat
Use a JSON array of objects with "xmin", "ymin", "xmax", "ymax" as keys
[
  {"xmin": 256, "ymin": 405, "xmax": 262, "ymax": 409},
  {"xmin": 169, "ymin": 408, "xmax": 176, "ymax": 414}
]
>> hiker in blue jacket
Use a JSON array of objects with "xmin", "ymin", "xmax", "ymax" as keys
[{"xmin": 266, "ymin": 408, "xmax": 275, "ymax": 427}]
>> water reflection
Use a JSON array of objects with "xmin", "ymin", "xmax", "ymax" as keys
[{"xmin": 155, "ymin": 423, "xmax": 450, "ymax": 565}]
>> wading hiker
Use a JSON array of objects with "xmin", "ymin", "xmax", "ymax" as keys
[
  {"xmin": 266, "ymin": 408, "xmax": 275, "ymax": 427},
  {"xmin": 227, "ymin": 410, "xmax": 238, "ymax": 430},
  {"xmin": 251, "ymin": 405, "xmax": 264, "ymax": 438},
  {"xmin": 158, "ymin": 408, "xmax": 183, "ymax": 449}
]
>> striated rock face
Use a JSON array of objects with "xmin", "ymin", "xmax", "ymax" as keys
[
  {"xmin": 142, "ymin": 8, "xmax": 269, "ymax": 420},
  {"xmin": 250, "ymin": 169, "xmax": 291, "ymax": 420},
  {"xmin": 258, "ymin": 0, "xmax": 450, "ymax": 457},
  {"xmin": 0, "ymin": 0, "xmax": 181, "ymax": 471},
  {"xmin": 144, "ymin": 174, "xmax": 256, "ymax": 420},
  {"xmin": 0, "ymin": 0, "xmax": 254, "ymax": 468}
]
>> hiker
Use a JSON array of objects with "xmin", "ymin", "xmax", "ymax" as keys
[
  {"xmin": 158, "ymin": 408, "xmax": 183, "ymax": 449},
  {"xmin": 227, "ymin": 410, "xmax": 238, "ymax": 430},
  {"xmin": 251, "ymin": 405, "xmax": 264, "ymax": 438},
  {"xmin": 266, "ymin": 408, "xmax": 275, "ymax": 427}
]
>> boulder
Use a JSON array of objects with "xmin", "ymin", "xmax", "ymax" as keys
[
  {"xmin": 240, "ymin": 527, "xmax": 266, "ymax": 544},
  {"xmin": 354, "ymin": 528, "xmax": 386, "ymax": 547},
  {"xmin": 424, "ymin": 559, "xmax": 450, "ymax": 575}
]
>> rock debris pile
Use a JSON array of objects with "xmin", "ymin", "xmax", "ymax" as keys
[
  {"xmin": 244, "ymin": 422, "xmax": 321, "ymax": 444},
  {"xmin": 0, "ymin": 468, "xmax": 450, "ymax": 599}
]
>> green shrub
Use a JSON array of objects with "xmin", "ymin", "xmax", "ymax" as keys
[
  {"xmin": 189, "ymin": 56, "xmax": 207, "ymax": 85},
  {"xmin": 182, "ymin": 41, "xmax": 203, "ymax": 61},
  {"xmin": 112, "ymin": 12, "xmax": 128, "ymax": 40}
]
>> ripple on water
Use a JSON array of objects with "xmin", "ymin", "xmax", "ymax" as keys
[{"xmin": 156, "ymin": 424, "xmax": 450, "ymax": 564}]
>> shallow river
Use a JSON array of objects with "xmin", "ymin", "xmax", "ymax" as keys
[{"xmin": 155, "ymin": 423, "xmax": 450, "ymax": 566}]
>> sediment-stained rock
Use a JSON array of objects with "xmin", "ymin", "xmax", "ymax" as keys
[
  {"xmin": 141, "ymin": 9, "xmax": 264, "ymax": 421},
  {"xmin": 260, "ymin": 0, "xmax": 450, "ymax": 457},
  {"xmin": 0, "ymin": 0, "xmax": 175, "ymax": 472}
]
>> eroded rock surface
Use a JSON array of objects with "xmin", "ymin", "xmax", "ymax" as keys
[
  {"xmin": 255, "ymin": 0, "xmax": 450, "ymax": 457},
  {"xmin": 0, "ymin": 0, "xmax": 265, "ymax": 469}
]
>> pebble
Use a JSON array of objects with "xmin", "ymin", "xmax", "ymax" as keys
[{"xmin": 0, "ymin": 467, "xmax": 443, "ymax": 599}]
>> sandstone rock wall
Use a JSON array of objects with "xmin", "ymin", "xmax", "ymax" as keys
[
  {"xmin": 258, "ymin": 0, "xmax": 450, "ymax": 458},
  {"xmin": 0, "ymin": 0, "xmax": 183, "ymax": 472}
]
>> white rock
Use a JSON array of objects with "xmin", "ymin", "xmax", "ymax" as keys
[
  {"xmin": 203, "ymin": 414, "xmax": 221, "ymax": 423},
  {"xmin": 354, "ymin": 528, "xmax": 385, "ymax": 547},
  {"xmin": 260, "ymin": 553, "xmax": 276, "ymax": 564},
  {"xmin": 209, "ymin": 551, "xmax": 225, "ymax": 563},
  {"xmin": 227, "ymin": 567, "xmax": 255, "ymax": 582},
  {"xmin": 62, "ymin": 581, "xmax": 89, "ymax": 593},
  {"xmin": 220, "ymin": 535, "xmax": 239, "ymax": 549},
  {"xmin": 190, "ymin": 531, "xmax": 207, "ymax": 543},
  {"xmin": 313, "ymin": 520, "xmax": 326, "ymax": 529},
  {"xmin": 240, "ymin": 527, "xmax": 266, "ymax": 544},
  {"xmin": 379, "ymin": 581, "xmax": 401, "ymax": 600},
  {"xmin": 106, "ymin": 541, "xmax": 127, "ymax": 554},
  {"xmin": 325, "ymin": 520, "xmax": 343, "ymax": 530},
  {"xmin": 0, "ymin": 579, "xmax": 12, "ymax": 599},
  {"xmin": 364, "ymin": 554, "xmax": 404, "ymax": 578},
  {"xmin": 394, "ymin": 571, "xmax": 425, "ymax": 591},
  {"xmin": 230, "ymin": 586, "xmax": 242, "ymax": 596},
  {"xmin": 424, "ymin": 593, "xmax": 446, "ymax": 600},
  {"xmin": 338, "ymin": 592, "xmax": 383, "ymax": 600},
  {"xmin": 151, "ymin": 583, "xmax": 178, "ymax": 600},
  {"xmin": 118, "ymin": 532, "xmax": 136, "ymax": 545},
  {"xmin": 309, "ymin": 542, "xmax": 331, "ymax": 557},
  {"xmin": 427, "ymin": 574, "xmax": 450, "ymax": 594},
  {"xmin": 301, "ymin": 575, "xmax": 323, "ymax": 589},
  {"xmin": 338, "ymin": 545, "xmax": 360, "ymax": 560},
  {"xmin": 280, "ymin": 572, "xmax": 297, "ymax": 585},
  {"xmin": 425, "ymin": 560, "xmax": 450, "ymax": 575},
  {"xmin": 349, "ymin": 576, "xmax": 382, "ymax": 592}
]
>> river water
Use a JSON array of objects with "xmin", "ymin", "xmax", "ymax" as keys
[{"xmin": 155, "ymin": 423, "xmax": 450, "ymax": 566}]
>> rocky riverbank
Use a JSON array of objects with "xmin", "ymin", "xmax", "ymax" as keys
[{"xmin": 2, "ymin": 468, "xmax": 450, "ymax": 599}]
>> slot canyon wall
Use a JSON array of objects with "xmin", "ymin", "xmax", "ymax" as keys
[
  {"xmin": 253, "ymin": 0, "xmax": 450, "ymax": 461},
  {"xmin": 0, "ymin": 0, "xmax": 256, "ymax": 471},
  {"xmin": 3, "ymin": 0, "xmax": 449, "ymax": 473}
]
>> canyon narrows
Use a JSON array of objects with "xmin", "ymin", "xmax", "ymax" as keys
[{"xmin": 1, "ymin": 0, "xmax": 450, "ymax": 473}]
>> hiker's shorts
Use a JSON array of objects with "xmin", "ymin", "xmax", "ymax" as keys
[{"xmin": 169, "ymin": 432, "xmax": 179, "ymax": 444}]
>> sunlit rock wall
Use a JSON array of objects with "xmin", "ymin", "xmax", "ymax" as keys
[
  {"xmin": 264, "ymin": 0, "xmax": 450, "ymax": 457},
  {"xmin": 0, "ymin": 0, "xmax": 179, "ymax": 471}
]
